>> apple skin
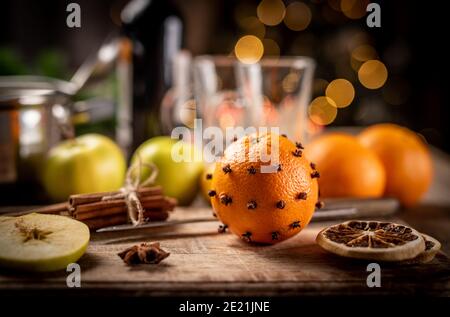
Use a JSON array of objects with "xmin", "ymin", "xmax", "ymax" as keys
[
  {"xmin": 43, "ymin": 134, "xmax": 126, "ymax": 202},
  {"xmin": 131, "ymin": 136, "xmax": 204, "ymax": 206}
]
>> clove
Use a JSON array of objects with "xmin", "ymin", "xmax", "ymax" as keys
[
  {"xmin": 276, "ymin": 200, "xmax": 286, "ymax": 209},
  {"xmin": 247, "ymin": 166, "xmax": 257, "ymax": 175},
  {"xmin": 218, "ymin": 224, "xmax": 228, "ymax": 233},
  {"xmin": 219, "ymin": 194, "xmax": 232, "ymax": 206},
  {"xmin": 311, "ymin": 171, "xmax": 320, "ymax": 179},
  {"xmin": 242, "ymin": 231, "xmax": 252, "ymax": 242},
  {"xmin": 247, "ymin": 200, "xmax": 257, "ymax": 210},
  {"xmin": 292, "ymin": 149, "xmax": 302, "ymax": 157},
  {"xmin": 271, "ymin": 231, "xmax": 280, "ymax": 240},
  {"xmin": 222, "ymin": 164, "xmax": 232, "ymax": 174},
  {"xmin": 296, "ymin": 192, "xmax": 307, "ymax": 200}
]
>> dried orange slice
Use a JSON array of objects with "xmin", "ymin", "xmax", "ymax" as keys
[
  {"xmin": 411, "ymin": 234, "xmax": 441, "ymax": 264},
  {"xmin": 316, "ymin": 220, "xmax": 425, "ymax": 261}
]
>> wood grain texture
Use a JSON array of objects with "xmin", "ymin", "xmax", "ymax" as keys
[{"xmin": 0, "ymin": 208, "xmax": 449, "ymax": 296}]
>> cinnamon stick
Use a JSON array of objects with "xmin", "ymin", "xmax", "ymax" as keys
[
  {"xmin": 73, "ymin": 195, "xmax": 170, "ymax": 213},
  {"xmin": 74, "ymin": 206, "xmax": 125, "ymax": 220},
  {"xmin": 73, "ymin": 200, "xmax": 176, "ymax": 220},
  {"xmin": 69, "ymin": 186, "xmax": 163, "ymax": 207},
  {"xmin": 143, "ymin": 210, "xmax": 170, "ymax": 221},
  {"xmin": 82, "ymin": 210, "xmax": 169, "ymax": 230},
  {"xmin": 82, "ymin": 214, "xmax": 127, "ymax": 230}
]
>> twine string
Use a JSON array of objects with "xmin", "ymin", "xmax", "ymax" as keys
[{"xmin": 102, "ymin": 155, "xmax": 159, "ymax": 226}]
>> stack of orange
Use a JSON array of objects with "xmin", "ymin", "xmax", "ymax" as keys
[{"xmin": 304, "ymin": 124, "xmax": 433, "ymax": 207}]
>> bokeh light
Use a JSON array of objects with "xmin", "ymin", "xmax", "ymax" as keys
[
  {"xmin": 325, "ymin": 79, "xmax": 355, "ymax": 108},
  {"xmin": 341, "ymin": 0, "xmax": 369, "ymax": 19},
  {"xmin": 347, "ymin": 31, "xmax": 371, "ymax": 52},
  {"xmin": 351, "ymin": 44, "xmax": 378, "ymax": 70},
  {"xmin": 262, "ymin": 38, "xmax": 280, "ymax": 57},
  {"xmin": 358, "ymin": 60, "xmax": 388, "ymax": 89},
  {"xmin": 308, "ymin": 96, "xmax": 338, "ymax": 125},
  {"xmin": 284, "ymin": 2, "xmax": 312, "ymax": 31},
  {"xmin": 352, "ymin": 45, "xmax": 377, "ymax": 61},
  {"xmin": 235, "ymin": 35, "xmax": 264, "ymax": 64},
  {"xmin": 257, "ymin": 0, "xmax": 286, "ymax": 26}
]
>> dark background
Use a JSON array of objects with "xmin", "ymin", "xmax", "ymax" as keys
[{"xmin": 0, "ymin": 0, "xmax": 448, "ymax": 152}]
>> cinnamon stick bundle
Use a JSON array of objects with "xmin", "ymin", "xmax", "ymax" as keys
[
  {"xmin": 21, "ymin": 186, "xmax": 177, "ymax": 230},
  {"xmin": 68, "ymin": 186, "xmax": 177, "ymax": 230}
]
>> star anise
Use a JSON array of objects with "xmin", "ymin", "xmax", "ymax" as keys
[{"xmin": 118, "ymin": 242, "xmax": 170, "ymax": 265}]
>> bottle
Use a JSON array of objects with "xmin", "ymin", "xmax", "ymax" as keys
[
  {"xmin": 121, "ymin": 0, "xmax": 184, "ymax": 149},
  {"xmin": 160, "ymin": 50, "xmax": 196, "ymax": 135}
]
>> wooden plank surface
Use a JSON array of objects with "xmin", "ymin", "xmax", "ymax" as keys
[{"xmin": 0, "ymin": 207, "xmax": 449, "ymax": 296}]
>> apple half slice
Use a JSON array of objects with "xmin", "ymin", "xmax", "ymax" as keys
[{"xmin": 0, "ymin": 213, "xmax": 90, "ymax": 272}]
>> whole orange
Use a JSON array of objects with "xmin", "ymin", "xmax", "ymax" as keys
[
  {"xmin": 304, "ymin": 133, "xmax": 386, "ymax": 198},
  {"xmin": 358, "ymin": 124, "xmax": 433, "ymax": 207},
  {"xmin": 211, "ymin": 132, "xmax": 319, "ymax": 244}
]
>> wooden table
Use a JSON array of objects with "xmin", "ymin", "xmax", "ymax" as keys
[{"xmin": 0, "ymin": 149, "xmax": 449, "ymax": 297}]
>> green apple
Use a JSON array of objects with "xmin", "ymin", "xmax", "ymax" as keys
[
  {"xmin": 0, "ymin": 213, "xmax": 90, "ymax": 272},
  {"xmin": 131, "ymin": 136, "xmax": 204, "ymax": 206},
  {"xmin": 43, "ymin": 134, "xmax": 126, "ymax": 202}
]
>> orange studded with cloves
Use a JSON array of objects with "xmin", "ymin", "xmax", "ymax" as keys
[{"xmin": 211, "ymin": 132, "xmax": 319, "ymax": 244}]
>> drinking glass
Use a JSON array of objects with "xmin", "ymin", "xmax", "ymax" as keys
[{"xmin": 193, "ymin": 56, "xmax": 315, "ymax": 144}]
